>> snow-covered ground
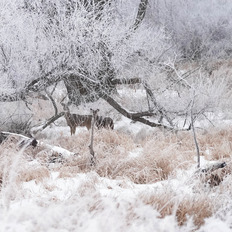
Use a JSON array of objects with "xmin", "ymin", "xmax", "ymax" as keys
[
  {"xmin": 1, "ymin": 159, "xmax": 231, "ymax": 232},
  {"xmin": 1, "ymin": 116, "xmax": 232, "ymax": 232}
]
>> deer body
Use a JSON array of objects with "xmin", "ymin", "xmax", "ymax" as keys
[
  {"xmin": 63, "ymin": 104, "xmax": 114, "ymax": 135},
  {"xmin": 95, "ymin": 116, "xmax": 114, "ymax": 130},
  {"xmin": 64, "ymin": 112, "xmax": 92, "ymax": 135}
]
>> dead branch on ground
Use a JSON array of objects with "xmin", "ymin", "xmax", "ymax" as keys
[{"xmin": 0, "ymin": 131, "xmax": 77, "ymax": 158}]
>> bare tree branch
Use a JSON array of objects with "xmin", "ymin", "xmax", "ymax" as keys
[
  {"xmin": 143, "ymin": 81, "xmax": 174, "ymax": 126},
  {"xmin": 1, "ymin": 131, "xmax": 76, "ymax": 158},
  {"xmin": 31, "ymin": 112, "xmax": 65, "ymax": 135},
  {"xmin": 0, "ymin": 68, "xmax": 62, "ymax": 102},
  {"xmin": 132, "ymin": 0, "xmax": 149, "ymax": 31},
  {"xmin": 201, "ymin": 162, "xmax": 226, "ymax": 174},
  {"xmin": 45, "ymin": 89, "xmax": 58, "ymax": 116},
  {"xmin": 111, "ymin": 78, "xmax": 142, "ymax": 85},
  {"xmin": 99, "ymin": 91, "xmax": 173, "ymax": 130}
]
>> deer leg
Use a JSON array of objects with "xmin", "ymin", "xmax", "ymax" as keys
[
  {"xmin": 111, "ymin": 121, "xmax": 114, "ymax": 130},
  {"xmin": 70, "ymin": 128, "xmax": 73, "ymax": 136},
  {"xmin": 71, "ymin": 127, "xmax": 75, "ymax": 136}
]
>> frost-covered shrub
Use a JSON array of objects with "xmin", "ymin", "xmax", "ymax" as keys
[{"xmin": 148, "ymin": 0, "xmax": 232, "ymax": 60}]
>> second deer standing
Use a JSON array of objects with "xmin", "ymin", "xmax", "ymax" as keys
[{"xmin": 63, "ymin": 106, "xmax": 114, "ymax": 135}]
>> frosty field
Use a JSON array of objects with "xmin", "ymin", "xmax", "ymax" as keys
[
  {"xmin": 2, "ymin": 1, "xmax": 232, "ymax": 231},
  {"xmin": 1, "ymin": 116, "xmax": 232, "ymax": 232}
]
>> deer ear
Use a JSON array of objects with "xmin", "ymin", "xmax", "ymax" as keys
[
  {"xmin": 97, "ymin": 109, "xmax": 100, "ymax": 112},
  {"xmin": 90, "ymin": 108, "xmax": 93, "ymax": 112}
]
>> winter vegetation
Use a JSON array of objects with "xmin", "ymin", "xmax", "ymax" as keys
[{"xmin": 1, "ymin": 0, "xmax": 232, "ymax": 231}]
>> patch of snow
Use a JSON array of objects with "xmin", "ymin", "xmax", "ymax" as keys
[
  {"xmin": 200, "ymin": 217, "xmax": 232, "ymax": 232},
  {"xmin": 115, "ymin": 116, "xmax": 156, "ymax": 142},
  {"xmin": 128, "ymin": 147, "xmax": 143, "ymax": 158},
  {"xmin": 41, "ymin": 143, "xmax": 77, "ymax": 158}
]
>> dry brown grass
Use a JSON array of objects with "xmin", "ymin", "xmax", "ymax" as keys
[
  {"xmin": 50, "ymin": 129, "xmax": 195, "ymax": 183},
  {"xmin": 19, "ymin": 166, "xmax": 50, "ymax": 182},
  {"xmin": 1, "ymin": 127, "xmax": 231, "ymax": 230},
  {"xmin": 1, "ymin": 126, "xmax": 231, "ymax": 187},
  {"xmin": 58, "ymin": 166, "xmax": 81, "ymax": 178},
  {"xmin": 141, "ymin": 132, "xmax": 195, "ymax": 181},
  {"xmin": 206, "ymin": 154, "xmax": 232, "ymax": 191},
  {"xmin": 33, "ymin": 127, "xmax": 232, "ymax": 184},
  {"xmin": 198, "ymin": 127, "xmax": 232, "ymax": 160},
  {"xmin": 142, "ymin": 191, "xmax": 213, "ymax": 228},
  {"xmin": 0, "ymin": 137, "xmax": 25, "ymax": 186},
  {"xmin": 0, "ymin": 136, "xmax": 50, "ymax": 185},
  {"xmin": 176, "ymin": 197, "xmax": 213, "ymax": 227},
  {"xmin": 54, "ymin": 129, "xmax": 135, "ymax": 154}
]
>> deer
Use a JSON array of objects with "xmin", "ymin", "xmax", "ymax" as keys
[
  {"xmin": 62, "ymin": 103, "xmax": 92, "ymax": 135},
  {"xmin": 62, "ymin": 102, "xmax": 114, "ymax": 135},
  {"xmin": 94, "ymin": 110, "xmax": 114, "ymax": 130}
]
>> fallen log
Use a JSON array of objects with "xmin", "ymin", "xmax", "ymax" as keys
[
  {"xmin": 195, "ymin": 161, "xmax": 227, "ymax": 187},
  {"xmin": 0, "ymin": 131, "xmax": 77, "ymax": 158},
  {"xmin": 201, "ymin": 162, "xmax": 226, "ymax": 174},
  {"xmin": 0, "ymin": 131, "xmax": 37, "ymax": 148}
]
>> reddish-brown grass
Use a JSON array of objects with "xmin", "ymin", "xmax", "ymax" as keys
[
  {"xmin": 142, "ymin": 192, "xmax": 213, "ymax": 228},
  {"xmin": 1, "ymin": 127, "xmax": 231, "ymax": 229},
  {"xmin": 2, "ymin": 127, "xmax": 232, "ymax": 185}
]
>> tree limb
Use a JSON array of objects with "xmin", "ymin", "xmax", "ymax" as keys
[
  {"xmin": 120, "ymin": 0, "xmax": 149, "ymax": 42},
  {"xmin": 45, "ymin": 89, "xmax": 58, "ymax": 116},
  {"xmin": 0, "ymin": 68, "xmax": 62, "ymax": 102},
  {"xmin": 1, "ymin": 131, "xmax": 76, "ymax": 158},
  {"xmin": 201, "ymin": 162, "xmax": 226, "ymax": 174},
  {"xmin": 31, "ymin": 112, "xmax": 65, "ymax": 135},
  {"xmin": 131, "ymin": 0, "xmax": 149, "ymax": 31},
  {"xmin": 0, "ymin": 91, "xmax": 26, "ymax": 102},
  {"xmin": 111, "ymin": 78, "xmax": 142, "ymax": 85},
  {"xmin": 143, "ymin": 81, "xmax": 174, "ymax": 126},
  {"xmin": 99, "ymin": 91, "xmax": 173, "ymax": 130}
]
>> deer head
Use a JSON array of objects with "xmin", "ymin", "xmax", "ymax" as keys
[{"xmin": 90, "ymin": 109, "xmax": 114, "ymax": 130}]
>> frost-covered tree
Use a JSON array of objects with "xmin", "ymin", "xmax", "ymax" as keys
[
  {"xmin": 149, "ymin": 0, "xmax": 232, "ymax": 60},
  {"xmin": 0, "ymin": 0, "xmax": 228, "ymax": 132}
]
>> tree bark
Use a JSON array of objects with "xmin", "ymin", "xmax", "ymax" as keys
[{"xmin": 132, "ymin": 0, "xmax": 149, "ymax": 31}]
